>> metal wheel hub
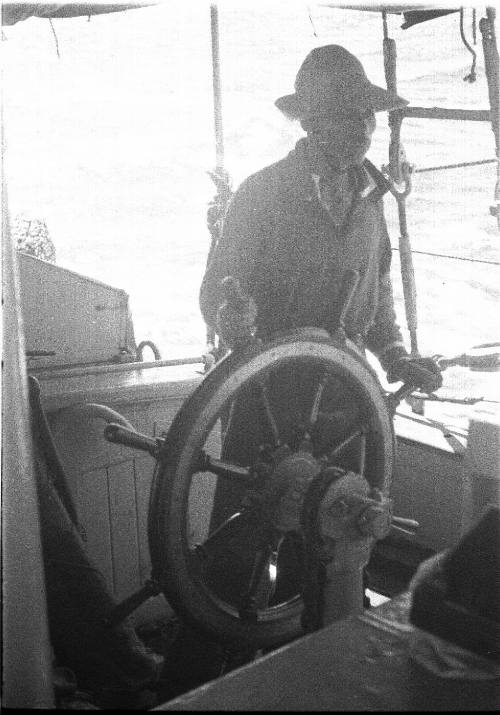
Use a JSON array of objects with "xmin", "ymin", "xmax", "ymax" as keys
[{"xmin": 258, "ymin": 446, "xmax": 322, "ymax": 533}]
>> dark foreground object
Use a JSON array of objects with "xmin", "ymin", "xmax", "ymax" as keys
[
  {"xmin": 158, "ymin": 593, "xmax": 499, "ymax": 711},
  {"xmin": 410, "ymin": 506, "xmax": 500, "ymax": 661}
]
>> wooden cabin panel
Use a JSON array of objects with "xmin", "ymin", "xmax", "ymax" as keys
[
  {"xmin": 107, "ymin": 460, "xmax": 142, "ymax": 598},
  {"xmin": 76, "ymin": 465, "xmax": 114, "ymax": 588},
  {"xmin": 36, "ymin": 365, "xmax": 207, "ymax": 625}
]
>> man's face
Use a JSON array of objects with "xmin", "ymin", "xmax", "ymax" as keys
[{"xmin": 306, "ymin": 110, "xmax": 376, "ymax": 170}]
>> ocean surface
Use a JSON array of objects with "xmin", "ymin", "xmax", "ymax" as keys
[{"xmin": 3, "ymin": 2, "xmax": 499, "ymax": 418}]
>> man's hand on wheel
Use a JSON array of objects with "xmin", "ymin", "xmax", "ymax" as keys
[
  {"xmin": 387, "ymin": 355, "xmax": 443, "ymax": 393},
  {"xmin": 216, "ymin": 276, "xmax": 258, "ymax": 350}
]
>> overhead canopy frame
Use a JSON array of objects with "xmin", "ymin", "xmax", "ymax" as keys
[{"xmin": 1, "ymin": 2, "xmax": 154, "ymax": 26}]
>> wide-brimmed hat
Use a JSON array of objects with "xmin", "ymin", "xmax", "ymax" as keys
[{"xmin": 275, "ymin": 45, "xmax": 408, "ymax": 119}]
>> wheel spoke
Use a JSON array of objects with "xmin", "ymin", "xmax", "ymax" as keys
[
  {"xmin": 327, "ymin": 424, "xmax": 367, "ymax": 461},
  {"xmin": 239, "ymin": 531, "xmax": 285, "ymax": 618},
  {"xmin": 307, "ymin": 372, "xmax": 328, "ymax": 431},
  {"xmin": 194, "ymin": 510, "xmax": 249, "ymax": 556},
  {"xmin": 299, "ymin": 372, "xmax": 329, "ymax": 448},
  {"xmin": 221, "ymin": 400, "xmax": 236, "ymax": 443},
  {"xmin": 198, "ymin": 450, "xmax": 254, "ymax": 485},
  {"xmin": 255, "ymin": 378, "xmax": 281, "ymax": 447},
  {"xmin": 358, "ymin": 432, "xmax": 367, "ymax": 476}
]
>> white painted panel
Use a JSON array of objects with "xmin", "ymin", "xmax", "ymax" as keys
[
  {"xmin": 18, "ymin": 252, "xmax": 135, "ymax": 369},
  {"xmin": 76, "ymin": 465, "xmax": 114, "ymax": 588}
]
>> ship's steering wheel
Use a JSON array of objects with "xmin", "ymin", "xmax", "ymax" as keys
[{"xmin": 146, "ymin": 327, "xmax": 396, "ymax": 649}]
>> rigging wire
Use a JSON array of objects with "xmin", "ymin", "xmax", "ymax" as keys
[
  {"xmin": 307, "ymin": 5, "xmax": 318, "ymax": 37},
  {"xmin": 48, "ymin": 18, "xmax": 60, "ymax": 58},
  {"xmin": 391, "ymin": 247, "xmax": 500, "ymax": 266},
  {"xmin": 414, "ymin": 158, "xmax": 496, "ymax": 174}
]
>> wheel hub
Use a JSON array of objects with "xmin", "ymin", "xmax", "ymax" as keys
[{"xmin": 259, "ymin": 447, "xmax": 322, "ymax": 533}]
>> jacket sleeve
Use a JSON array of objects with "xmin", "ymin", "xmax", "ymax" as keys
[
  {"xmin": 365, "ymin": 212, "xmax": 407, "ymax": 368},
  {"xmin": 199, "ymin": 179, "xmax": 265, "ymax": 331}
]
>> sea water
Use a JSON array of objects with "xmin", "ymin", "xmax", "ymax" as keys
[{"xmin": 2, "ymin": 3, "xmax": 499, "ymax": 416}]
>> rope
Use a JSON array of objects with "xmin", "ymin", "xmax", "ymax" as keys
[
  {"xmin": 414, "ymin": 158, "xmax": 496, "ymax": 174},
  {"xmin": 460, "ymin": 8, "xmax": 477, "ymax": 82},
  {"xmin": 391, "ymin": 247, "xmax": 500, "ymax": 266}
]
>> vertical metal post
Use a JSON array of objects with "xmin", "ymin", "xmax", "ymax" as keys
[
  {"xmin": 210, "ymin": 4, "xmax": 224, "ymax": 173},
  {"xmin": 480, "ymin": 8, "xmax": 500, "ymax": 230},
  {"xmin": 206, "ymin": 4, "xmax": 233, "ymax": 352},
  {"xmin": 382, "ymin": 12, "xmax": 419, "ymax": 356}
]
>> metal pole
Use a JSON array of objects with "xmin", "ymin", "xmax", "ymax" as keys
[
  {"xmin": 210, "ymin": 4, "xmax": 224, "ymax": 172},
  {"xmin": 480, "ymin": 7, "xmax": 500, "ymax": 230},
  {"xmin": 396, "ymin": 195, "xmax": 419, "ymax": 356},
  {"xmin": 382, "ymin": 12, "xmax": 419, "ymax": 356},
  {"xmin": 206, "ymin": 4, "xmax": 233, "ymax": 352},
  {"xmin": 402, "ymin": 106, "xmax": 490, "ymax": 122}
]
